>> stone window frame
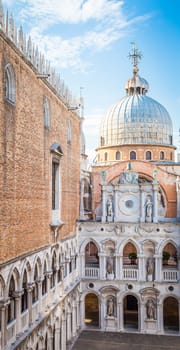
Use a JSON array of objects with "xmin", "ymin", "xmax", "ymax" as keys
[
  {"xmin": 4, "ymin": 63, "xmax": 16, "ymax": 104},
  {"xmin": 67, "ymin": 119, "xmax": 72, "ymax": 145},
  {"xmin": 50, "ymin": 143, "xmax": 64, "ymax": 226},
  {"xmin": 43, "ymin": 96, "xmax": 50, "ymax": 129}
]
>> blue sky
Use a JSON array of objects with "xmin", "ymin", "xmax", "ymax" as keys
[{"xmin": 2, "ymin": 0, "xmax": 180, "ymax": 158}]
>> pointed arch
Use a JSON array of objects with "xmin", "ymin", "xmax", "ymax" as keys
[
  {"xmin": 4, "ymin": 63, "xmax": 16, "ymax": 103},
  {"xmin": 0, "ymin": 275, "xmax": 5, "ymax": 298}
]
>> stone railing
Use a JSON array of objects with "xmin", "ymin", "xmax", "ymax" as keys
[
  {"xmin": 163, "ymin": 269, "xmax": 178, "ymax": 282},
  {"xmin": 123, "ymin": 268, "xmax": 138, "ymax": 280},
  {"xmin": 85, "ymin": 267, "xmax": 100, "ymax": 279}
]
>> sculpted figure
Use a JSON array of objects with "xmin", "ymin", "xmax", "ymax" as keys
[
  {"xmin": 106, "ymin": 256, "xmax": 113, "ymax": 274},
  {"xmin": 107, "ymin": 297, "xmax": 114, "ymax": 316},
  {"xmin": 147, "ymin": 257, "xmax": 154, "ymax": 275},
  {"xmin": 147, "ymin": 299, "xmax": 155, "ymax": 319},
  {"xmin": 107, "ymin": 199, "xmax": 113, "ymax": 216},
  {"xmin": 145, "ymin": 197, "xmax": 153, "ymax": 221}
]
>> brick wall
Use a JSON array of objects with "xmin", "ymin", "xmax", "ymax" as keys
[{"xmin": 0, "ymin": 34, "xmax": 80, "ymax": 262}]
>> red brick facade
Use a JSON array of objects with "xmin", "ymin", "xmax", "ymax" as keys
[{"xmin": 0, "ymin": 33, "xmax": 80, "ymax": 262}]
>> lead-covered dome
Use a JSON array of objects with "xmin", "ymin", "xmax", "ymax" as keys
[{"xmin": 99, "ymin": 93, "xmax": 173, "ymax": 147}]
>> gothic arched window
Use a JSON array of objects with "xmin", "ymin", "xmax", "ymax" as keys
[
  {"xmin": 7, "ymin": 275, "xmax": 16, "ymax": 323},
  {"xmin": 32, "ymin": 264, "xmax": 39, "ymax": 303},
  {"xmin": 21, "ymin": 270, "xmax": 28, "ymax": 312},
  {"xmin": 5, "ymin": 63, "xmax": 16, "ymax": 103},
  {"xmin": 43, "ymin": 96, "xmax": 50, "ymax": 129}
]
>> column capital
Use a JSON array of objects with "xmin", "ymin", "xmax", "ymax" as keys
[
  {"xmin": 0, "ymin": 298, "xmax": 10, "ymax": 309},
  {"xmin": 27, "ymin": 282, "xmax": 35, "ymax": 292},
  {"xmin": 13, "ymin": 290, "xmax": 24, "ymax": 299}
]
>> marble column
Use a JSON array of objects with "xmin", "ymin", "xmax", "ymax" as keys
[
  {"xmin": 140, "ymin": 302, "xmax": 145, "ymax": 332},
  {"xmin": 61, "ymin": 312, "xmax": 66, "ymax": 350},
  {"xmin": 99, "ymin": 253, "xmax": 106, "ymax": 280},
  {"xmin": 0, "ymin": 299, "xmax": 9, "ymax": 348},
  {"xmin": 55, "ymin": 327, "xmax": 60, "ymax": 350},
  {"xmin": 102, "ymin": 187, "xmax": 107, "ymax": 222},
  {"xmin": 114, "ymin": 187, "xmax": 118, "ymax": 221},
  {"xmin": 72, "ymin": 301, "xmax": 77, "ymax": 338},
  {"xmin": 13, "ymin": 291, "xmax": 23, "ymax": 336},
  {"xmin": 152, "ymin": 184, "xmax": 159, "ymax": 223},
  {"xmin": 27, "ymin": 283, "xmax": 34, "ymax": 327},
  {"xmin": 67, "ymin": 311, "xmax": 72, "ymax": 343},
  {"xmin": 140, "ymin": 186, "xmax": 145, "ymax": 222},
  {"xmin": 157, "ymin": 302, "xmax": 163, "ymax": 334},
  {"xmin": 119, "ymin": 255, "xmax": 123, "ymax": 280},
  {"xmin": 37, "ymin": 280, "xmax": 42, "ymax": 316},
  {"xmin": 119, "ymin": 301, "xmax": 124, "ymax": 331},
  {"xmin": 154, "ymin": 255, "xmax": 161, "ymax": 282},
  {"xmin": 176, "ymin": 177, "xmax": 180, "ymax": 219},
  {"xmin": 76, "ymin": 300, "xmax": 81, "ymax": 331}
]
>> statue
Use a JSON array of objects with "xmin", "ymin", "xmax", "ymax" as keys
[
  {"xmin": 146, "ymin": 299, "xmax": 155, "ymax": 319},
  {"xmin": 147, "ymin": 257, "xmax": 154, "ymax": 276},
  {"xmin": 106, "ymin": 256, "xmax": 113, "ymax": 274},
  {"xmin": 107, "ymin": 199, "xmax": 113, "ymax": 217},
  {"xmin": 145, "ymin": 196, "xmax": 153, "ymax": 221},
  {"xmin": 107, "ymin": 297, "xmax": 114, "ymax": 316}
]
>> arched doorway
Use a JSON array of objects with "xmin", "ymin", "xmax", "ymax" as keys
[
  {"xmin": 163, "ymin": 297, "xmax": 179, "ymax": 332},
  {"xmin": 85, "ymin": 293, "xmax": 99, "ymax": 327},
  {"xmin": 123, "ymin": 295, "xmax": 138, "ymax": 330}
]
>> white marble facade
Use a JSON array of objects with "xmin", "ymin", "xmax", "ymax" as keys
[{"xmin": 78, "ymin": 220, "xmax": 180, "ymax": 335}]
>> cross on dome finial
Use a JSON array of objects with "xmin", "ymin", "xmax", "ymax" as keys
[{"xmin": 128, "ymin": 42, "xmax": 142, "ymax": 75}]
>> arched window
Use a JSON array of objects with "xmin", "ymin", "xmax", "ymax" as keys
[
  {"xmin": 67, "ymin": 119, "xmax": 72, "ymax": 144},
  {"xmin": 50, "ymin": 143, "xmax": 63, "ymax": 213},
  {"xmin": 43, "ymin": 97, "xmax": 50, "ymax": 129},
  {"xmin": 160, "ymin": 151, "xmax": 164, "ymax": 160},
  {"xmin": 104, "ymin": 152, "xmax": 108, "ymax": 161},
  {"xmin": 21, "ymin": 270, "xmax": 28, "ymax": 313},
  {"xmin": 130, "ymin": 151, "xmax": 136, "ymax": 160},
  {"xmin": 32, "ymin": 265, "xmax": 39, "ymax": 303},
  {"xmin": 7, "ymin": 275, "xmax": 16, "ymax": 323},
  {"xmin": 50, "ymin": 252, "xmax": 56, "ymax": 288},
  {"xmin": 115, "ymin": 151, "xmax": 121, "ymax": 160},
  {"xmin": 170, "ymin": 152, "xmax": 173, "ymax": 161},
  {"xmin": 57, "ymin": 254, "xmax": 62, "ymax": 283},
  {"xmin": 5, "ymin": 63, "xmax": 16, "ymax": 103},
  {"xmin": 146, "ymin": 151, "xmax": 152, "ymax": 160},
  {"xmin": 162, "ymin": 243, "xmax": 177, "ymax": 267},
  {"xmin": 123, "ymin": 242, "xmax": 137, "ymax": 266},
  {"xmin": 85, "ymin": 241, "xmax": 99, "ymax": 267},
  {"xmin": 42, "ymin": 261, "xmax": 48, "ymax": 295}
]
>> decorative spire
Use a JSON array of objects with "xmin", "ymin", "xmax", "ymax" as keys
[
  {"xmin": 128, "ymin": 42, "xmax": 142, "ymax": 76},
  {"xmin": 0, "ymin": 0, "xmax": 4, "ymax": 29}
]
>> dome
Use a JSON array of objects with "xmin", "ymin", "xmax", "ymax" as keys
[{"xmin": 99, "ymin": 94, "xmax": 173, "ymax": 147}]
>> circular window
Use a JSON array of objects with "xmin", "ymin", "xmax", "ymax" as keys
[
  {"xmin": 125, "ymin": 200, "xmax": 133, "ymax": 208},
  {"xmin": 128, "ymin": 284, "xmax": 133, "ymax": 290},
  {"xmin": 168, "ymin": 286, "xmax": 174, "ymax": 292},
  {"xmin": 89, "ymin": 283, "xmax": 94, "ymax": 289}
]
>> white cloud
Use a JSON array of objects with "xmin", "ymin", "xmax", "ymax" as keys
[
  {"xmin": 3, "ymin": 0, "xmax": 152, "ymax": 71},
  {"xmin": 17, "ymin": 0, "xmax": 123, "ymax": 24}
]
